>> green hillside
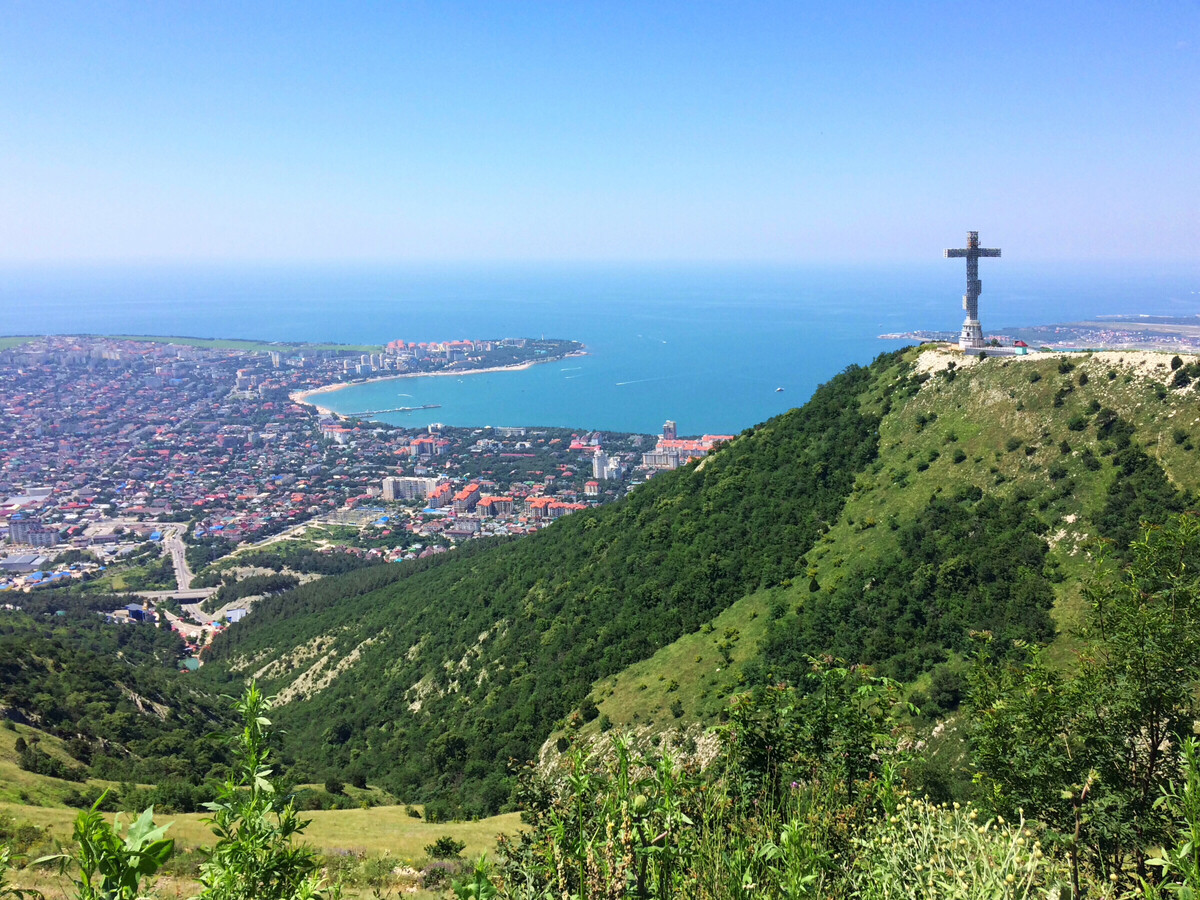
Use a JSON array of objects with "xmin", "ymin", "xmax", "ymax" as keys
[
  {"xmin": 573, "ymin": 347, "xmax": 1200, "ymax": 738},
  {"xmin": 0, "ymin": 591, "xmax": 234, "ymax": 803},
  {"xmin": 198, "ymin": 346, "xmax": 1200, "ymax": 815},
  {"xmin": 198, "ymin": 349, "xmax": 908, "ymax": 813}
]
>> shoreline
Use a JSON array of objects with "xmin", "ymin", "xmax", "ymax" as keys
[{"xmin": 289, "ymin": 352, "xmax": 586, "ymax": 417}]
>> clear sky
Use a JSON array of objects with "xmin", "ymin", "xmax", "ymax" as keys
[{"xmin": 1, "ymin": 2, "xmax": 1196, "ymax": 263}]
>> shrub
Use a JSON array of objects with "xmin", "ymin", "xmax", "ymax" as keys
[
  {"xmin": 323, "ymin": 778, "xmax": 344, "ymax": 796},
  {"xmin": 850, "ymin": 797, "xmax": 1067, "ymax": 899},
  {"xmin": 425, "ymin": 836, "xmax": 466, "ymax": 859},
  {"xmin": 579, "ymin": 697, "xmax": 600, "ymax": 723}
]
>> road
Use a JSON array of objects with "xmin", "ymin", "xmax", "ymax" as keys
[
  {"xmin": 91, "ymin": 518, "xmax": 196, "ymax": 591},
  {"xmin": 161, "ymin": 526, "xmax": 195, "ymax": 590}
]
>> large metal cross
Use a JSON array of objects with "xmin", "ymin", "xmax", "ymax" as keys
[{"xmin": 944, "ymin": 231, "xmax": 1001, "ymax": 350}]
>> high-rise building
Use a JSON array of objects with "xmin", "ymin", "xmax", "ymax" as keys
[
  {"xmin": 8, "ymin": 513, "xmax": 60, "ymax": 547},
  {"xmin": 383, "ymin": 476, "xmax": 439, "ymax": 500},
  {"xmin": 663, "ymin": 420, "xmax": 677, "ymax": 440}
]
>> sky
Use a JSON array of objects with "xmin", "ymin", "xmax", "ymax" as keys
[{"xmin": 0, "ymin": 2, "xmax": 1196, "ymax": 264}]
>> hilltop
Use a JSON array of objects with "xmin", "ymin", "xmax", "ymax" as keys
[{"xmin": 190, "ymin": 344, "xmax": 1200, "ymax": 815}]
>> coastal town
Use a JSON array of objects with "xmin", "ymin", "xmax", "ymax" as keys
[{"xmin": 0, "ymin": 334, "xmax": 730, "ymax": 659}]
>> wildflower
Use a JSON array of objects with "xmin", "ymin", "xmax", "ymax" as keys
[
  {"xmin": 1109, "ymin": 873, "xmax": 1119, "ymax": 883},
  {"xmin": 1006, "ymin": 874, "xmax": 1015, "ymax": 884}
]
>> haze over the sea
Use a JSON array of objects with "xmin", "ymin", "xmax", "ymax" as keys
[{"xmin": 3, "ymin": 261, "xmax": 1196, "ymax": 434}]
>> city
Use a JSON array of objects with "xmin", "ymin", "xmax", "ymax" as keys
[{"xmin": 0, "ymin": 335, "xmax": 728, "ymax": 659}]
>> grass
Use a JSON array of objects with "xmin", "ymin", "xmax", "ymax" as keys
[
  {"xmin": 574, "ymin": 589, "xmax": 774, "ymax": 736},
  {"xmin": 0, "ymin": 727, "xmax": 521, "ymax": 859},
  {"xmin": 0, "ymin": 336, "xmax": 36, "ymax": 349},
  {"xmin": 0, "ymin": 725, "xmax": 130, "ymax": 809},
  {"xmin": 0, "ymin": 801, "xmax": 521, "ymax": 859}
]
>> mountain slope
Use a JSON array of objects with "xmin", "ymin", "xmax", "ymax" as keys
[
  {"xmin": 573, "ymin": 347, "xmax": 1200, "ymax": 737},
  {"xmin": 202, "ymin": 346, "xmax": 1200, "ymax": 815},
  {"xmin": 200, "ymin": 350, "xmax": 911, "ymax": 814}
]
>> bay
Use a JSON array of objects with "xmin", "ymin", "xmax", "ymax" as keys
[{"xmin": 1, "ymin": 262, "xmax": 1196, "ymax": 434}]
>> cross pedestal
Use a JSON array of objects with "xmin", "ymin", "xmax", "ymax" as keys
[{"xmin": 944, "ymin": 231, "xmax": 1001, "ymax": 350}]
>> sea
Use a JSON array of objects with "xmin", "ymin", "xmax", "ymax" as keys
[{"xmin": 2, "ymin": 261, "xmax": 1197, "ymax": 435}]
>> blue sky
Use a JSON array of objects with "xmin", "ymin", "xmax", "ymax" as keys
[{"xmin": 0, "ymin": 2, "xmax": 1196, "ymax": 263}]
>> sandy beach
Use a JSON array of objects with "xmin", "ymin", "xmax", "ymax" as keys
[{"xmin": 288, "ymin": 353, "xmax": 584, "ymax": 417}]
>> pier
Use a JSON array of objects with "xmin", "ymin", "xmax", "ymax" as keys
[{"xmin": 350, "ymin": 403, "xmax": 442, "ymax": 416}]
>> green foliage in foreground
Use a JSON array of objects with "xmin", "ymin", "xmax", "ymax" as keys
[
  {"xmin": 488, "ymin": 663, "xmax": 1072, "ymax": 900},
  {"xmin": 464, "ymin": 515, "xmax": 1200, "ymax": 898},
  {"xmin": 971, "ymin": 514, "xmax": 1200, "ymax": 892},
  {"xmin": 40, "ymin": 798, "xmax": 174, "ymax": 900}
]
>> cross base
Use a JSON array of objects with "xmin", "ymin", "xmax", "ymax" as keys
[{"xmin": 959, "ymin": 319, "xmax": 984, "ymax": 350}]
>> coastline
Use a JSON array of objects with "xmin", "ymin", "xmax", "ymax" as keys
[{"xmin": 289, "ymin": 352, "xmax": 586, "ymax": 418}]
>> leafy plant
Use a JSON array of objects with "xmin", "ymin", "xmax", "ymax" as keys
[
  {"xmin": 850, "ymin": 796, "xmax": 1067, "ymax": 899},
  {"xmin": 1147, "ymin": 736, "xmax": 1200, "ymax": 898},
  {"xmin": 197, "ymin": 683, "xmax": 334, "ymax": 900},
  {"xmin": 0, "ymin": 845, "xmax": 43, "ymax": 900},
  {"xmin": 39, "ymin": 794, "xmax": 173, "ymax": 900}
]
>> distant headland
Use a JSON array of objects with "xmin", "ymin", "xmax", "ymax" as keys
[
  {"xmin": 288, "ymin": 337, "xmax": 586, "ymax": 416},
  {"xmin": 881, "ymin": 315, "xmax": 1200, "ymax": 354}
]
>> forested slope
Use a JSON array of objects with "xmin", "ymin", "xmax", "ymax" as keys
[
  {"xmin": 199, "ymin": 349, "xmax": 911, "ymax": 814},
  {"xmin": 0, "ymin": 590, "xmax": 233, "ymax": 794}
]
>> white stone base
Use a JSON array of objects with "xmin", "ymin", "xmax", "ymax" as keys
[{"xmin": 959, "ymin": 319, "xmax": 984, "ymax": 350}]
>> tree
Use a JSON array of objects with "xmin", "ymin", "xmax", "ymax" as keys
[
  {"xmin": 968, "ymin": 515, "xmax": 1200, "ymax": 892},
  {"xmin": 198, "ymin": 683, "xmax": 333, "ymax": 900}
]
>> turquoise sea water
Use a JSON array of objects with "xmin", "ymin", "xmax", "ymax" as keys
[{"xmin": 2, "ymin": 262, "xmax": 1197, "ymax": 434}]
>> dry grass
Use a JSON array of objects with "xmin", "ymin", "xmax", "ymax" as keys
[{"xmin": 0, "ymin": 801, "xmax": 521, "ymax": 859}]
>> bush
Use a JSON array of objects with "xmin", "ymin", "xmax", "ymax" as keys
[
  {"xmin": 323, "ymin": 778, "xmax": 344, "ymax": 796},
  {"xmin": 850, "ymin": 797, "xmax": 1067, "ymax": 898},
  {"xmin": 578, "ymin": 697, "xmax": 600, "ymax": 723},
  {"xmin": 425, "ymin": 835, "xmax": 466, "ymax": 859}
]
